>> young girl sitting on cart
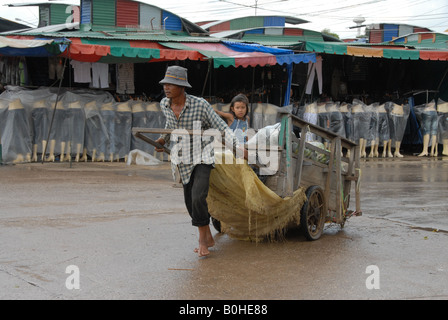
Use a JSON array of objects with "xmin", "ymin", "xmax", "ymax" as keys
[{"xmin": 215, "ymin": 93, "xmax": 250, "ymax": 144}]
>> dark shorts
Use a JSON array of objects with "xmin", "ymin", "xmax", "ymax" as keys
[{"xmin": 183, "ymin": 164, "xmax": 213, "ymax": 227}]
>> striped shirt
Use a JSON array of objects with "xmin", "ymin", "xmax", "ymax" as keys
[{"xmin": 160, "ymin": 94, "xmax": 239, "ymax": 184}]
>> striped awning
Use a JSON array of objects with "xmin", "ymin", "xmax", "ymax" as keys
[
  {"xmin": 160, "ymin": 41, "xmax": 315, "ymax": 68},
  {"xmin": 62, "ymin": 37, "xmax": 315, "ymax": 68},
  {"xmin": 62, "ymin": 38, "xmax": 204, "ymax": 63},
  {"xmin": 160, "ymin": 41, "xmax": 277, "ymax": 68},
  {"xmin": 306, "ymin": 41, "xmax": 448, "ymax": 61},
  {"xmin": 1, "ymin": 35, "xmax": 316, "ymax": 68}
]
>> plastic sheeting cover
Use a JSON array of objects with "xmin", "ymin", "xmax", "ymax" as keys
[
  {"xmin": 386, "ymin": 101, "xmax": 410, "ymax": 143},
  {"xmin": 0, "ymin": 97, "xmax": 31, "ymax": 163},
  {"xmin": 414, "ymin": 100, "xmax": 439, "ymax": 137},
  {"xmin": 437, "ymin": 99, "xmax": 448, "ymax": 142},
  {"xmin": 0, "ymin": 86, "xmax": 167, "ymax": 164}
]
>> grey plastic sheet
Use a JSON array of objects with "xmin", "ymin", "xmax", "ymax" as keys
[
  {"xmin": 31, "ymin": 100, "xmax": 50, "ymax": 160},
  {"xmin": 130, "ymin": 101, "xmax": 167, "ymax": 161},
  {"xmin": 297, "ymin": 99, "xmax": 406, "ymax": 146},
  {"xmin": 437, "ymin": 99, "xmax": 448, "ymax": 141},
  {"xmin": 302, "ymin": 101, "xmax": 318, "ymax": 141},
  {"xmin": 0, "ymin": 86, "xmax": 167, "ymax": 164},
  {"xmin": 375, "ymin": 103, "xmax": 390, "ymax": 143},
  {"xmin": 251, "ymin": 103, "xmax": 290, "ymax": 130},
  {"xmin": 296, "ymin": 99, "xmax": 407, "ymax": 146},
  {"xmin": 340, "ymin": 102, "xmax": 353, "ymax": 142},
  {"xmin": 0, "ymin": 97, "xmax": 31, "ymax": 163},
  {"xmin": 63, "ymin": 92, "xmax": 86, "ymax": 159},
  {"xmin": 113, "ymin": 102, "xmax": 132, "ymax": 161},
  {"xmin": 84, "ymin": 100, "xmax": 109, "ymax": 161},
  {"xmin": 326, "ymin": 102, "xmax": 346, "ymax": 138},
  {"xmin": 352, "ymin": 99, "xmax": 370, "ymax": 142},
  {"xmin": 386, "ymin": 102, "xmax": 410, "ymax": 143},
  {"xmin": 414, "ymin": 100, "xmax": 438, "ymax": 138}
]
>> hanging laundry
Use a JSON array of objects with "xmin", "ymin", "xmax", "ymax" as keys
[
  {"xmin": 91, "ymin": 62, "xmax": 109, "ymax": 89},
  {"xmin": 48, "ymin": 57, "xmax": 64, "ymax": 81},
  {"xmin": 70, "ymin": 60, "xmax": 92, "ymax": 83},
  {"xmin": 116, "ymin": 63, "xmax": 135, "ymax": 94},
  {"xmin": 2, "ymin": 57, "xmax": 20, "ymax": 85},
  {"xmin": 305, "ymin": 56, "xmax": 323, "ymax": 95}
]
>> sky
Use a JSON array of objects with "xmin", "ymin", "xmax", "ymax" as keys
[{"xmin": 0, "ymin": 0, "xmax": 447, "ymax": 38}]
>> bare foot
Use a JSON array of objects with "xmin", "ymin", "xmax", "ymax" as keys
[
  {"xmin": 195, "ymin": 225, "xmax": 215, "ymax": 257},
  {"xmin": 194, "ymin": 238, "xmax": 215, "ymax": 254},
  {"xmin": 194, "ymin": 243, "xmax": 211, "ymax": 257}
]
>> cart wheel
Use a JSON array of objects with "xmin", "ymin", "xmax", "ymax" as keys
[
  {"xmin": 211, "ymin": 217, "xmax": 222, "ymax": 233},
  {"xmin": 300, "ymin": 186, "xmax": 326, "ymax": 241}
]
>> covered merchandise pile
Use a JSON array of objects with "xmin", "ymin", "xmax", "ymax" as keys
[
  {"xmin": 207, "ymin": 151, "xmax": 307, "ymax": 241},
  {"xmin": 414, "ymin": 98, "xmax": 448, "ymax": 156},
  {"xmin": 0, "ymin": 86, "xmax": 166, "ymax": 164},
  {"xmin": 296, "ymin": 99, "xmax": 411, "ymax": 158}
]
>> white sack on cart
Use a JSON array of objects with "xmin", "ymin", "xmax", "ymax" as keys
[{"xmin": 126, "ymin": 149, "xmax": 161, "ymax": 166}]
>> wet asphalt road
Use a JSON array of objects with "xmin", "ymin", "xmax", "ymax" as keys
[{"xmin": 0, "ymin": 156, "xmax": 447, "ymax": 300}]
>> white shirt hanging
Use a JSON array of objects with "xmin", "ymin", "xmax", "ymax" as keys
[{"xmin": 70, "ymin": 60, "xmax": 92, "ymax": 83}]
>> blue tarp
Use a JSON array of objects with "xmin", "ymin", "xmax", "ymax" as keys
[
  {"xmin": 275, "ymin": 52, "xmax": 316, "ymax": 65},
  {"xmin": 223, "ymin": 40, "xmax": 293, "ymax": 54},
  {"xmin": 0, "ymin": 37, "xmax": 69, "ymax": 57},
  {"xmin": 222, "ymin": 41, "xmax": 317, "ymax": 106},
  {"xmin": 223, "ymin": 40, "xmax": 316, "ymax": 65}
]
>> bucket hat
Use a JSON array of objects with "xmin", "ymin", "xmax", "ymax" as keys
[{"xmin": 159, "ymin": 66, "xmax": 192, "ymax": 88}]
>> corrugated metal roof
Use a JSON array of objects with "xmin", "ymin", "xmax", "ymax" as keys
[
  {"xmin": 387, "ymin": 32, "xmax": 448, "ymax": 50},
  {"xmin": 211, "ymin": 27, "xmax": 324, "ymax": 45},
  {"xmin": 92, "ymin": 0, "xmax": 115, "ymax": 26},
  {"xmin": 0, "ymin": 17, "xmax": 29, "ymax": 33},
  {"xmin": 50, "ymin": 3, "xmax": 74, "ymax": 25},
  {"xmin": 162, "ymin": 11, "xmax": 183, "ymax": 31},
  {"xmin": 80, "ymin": 0, "xmax": 92, "ymax": 25},
  {"xmin": 133, "ymin": 1, "xmax": 208, "ymax": 35},
  {"xmin": 1, "ymin": 27, "xmax": 218, "ymax": 43},
  {"xmin": 201, "ymin": 15, "xmax": 308, "ymax": 31},
  {"xmin": 7, "ymin": 1, "xmax": 79, "ymax": 7},
  {"xmin": 240, "ymin": 36, "xmax": 303, "ymax": 47},
  {"xmin": 116, "ymin": 0, "xmax": 139, "ymax": 28},
  {"xmin": 230, "ymin": 17, "xmax": 264, "ymax": 30},
  {"xmin": 383, "ymin": 24, "xmax": 399, "ymax": 42},
  {"xmin": 0, "ymin": 22, "xmax": 79, "ymax": 34}
]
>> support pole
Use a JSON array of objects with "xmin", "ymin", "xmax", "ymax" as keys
[
  {"xmin": 201, "ymin": 59, "xmax": 212, "ymax": 97},
  {"xmin": 42, "ymin": 56, "xmax": 68, "ymax": 164}
]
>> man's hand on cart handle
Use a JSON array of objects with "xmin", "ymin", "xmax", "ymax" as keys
[
  {"xmin": 154, "ymin": 138, "xmax": 168, "ymax": 152},
  {"xmin": 154, "ymin": 138, "xmax": 167, "ymax": 153}
]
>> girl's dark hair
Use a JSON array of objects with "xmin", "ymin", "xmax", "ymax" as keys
[{"xmin": 230, "ymin": 93, "xmax": 249, "ymax": 117}]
